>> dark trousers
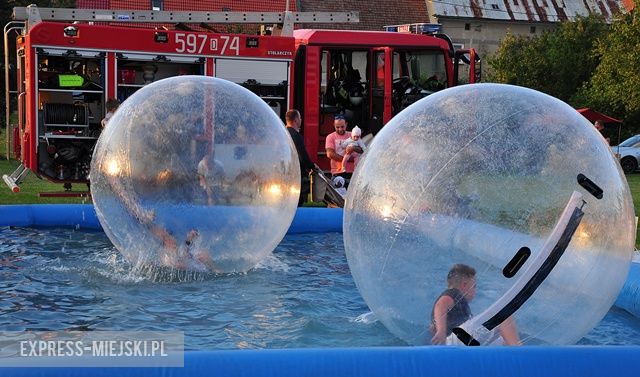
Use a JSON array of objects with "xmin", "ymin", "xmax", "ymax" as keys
[{"xmin": 298, "ymin": 176, "xmax": 310, "ymax": 206}]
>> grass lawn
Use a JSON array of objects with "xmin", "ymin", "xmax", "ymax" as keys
[
  {"xmin": 626, "ymin": 174, "xmax": 640, "ymax": 213},
  {"xmin": 626, "ymin": 174, "xmax": 640, "ymax": 249},
  {"xmin": 0, "ymin": 158, "xmax": 90, "ymax": 204},
  {"xmin": 0, "ymin": 129, "xmax": 89, "ymax": 204}
]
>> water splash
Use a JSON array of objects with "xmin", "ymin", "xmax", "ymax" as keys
[
  {"xmin": 255, "ymin": 254, "xmax": 290, "ymax": 273},
  {"xmin": 352, "ymin": 311, "xmax": 378, "ymax": 324}
]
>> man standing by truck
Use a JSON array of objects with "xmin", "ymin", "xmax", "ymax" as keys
[
  {"xmin": 285, "ymin": 109, "xmax": 314, "ymax": 206},
  {"xmin": 325, "ymin": 114, "xmax": 363, "ymax": 187}
]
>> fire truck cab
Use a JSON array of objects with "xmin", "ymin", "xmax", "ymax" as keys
[
  {"xmin": 292, "ymin": 28, "xmax": 480, "ymax": 169},
  {"xmin": 3, "ymin": 6, "xmax": 479, "ymax": 193}
]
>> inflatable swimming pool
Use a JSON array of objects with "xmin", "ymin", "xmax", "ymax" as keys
[{"xmin": 0, "ymin": 204, "xmax": 638, "ymax": 376}]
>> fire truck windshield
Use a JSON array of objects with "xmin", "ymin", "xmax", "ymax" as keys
[
  {"xmin": 391, "ymin": 50, "xmax": 447, "ymax": 114},
  {"xmin": 393, "ymin": 50, "xmax": 447, "ymax": 92}
]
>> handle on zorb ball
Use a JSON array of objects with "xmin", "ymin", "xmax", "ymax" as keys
[{"xmin": 452, "ymin": 190, "xmax": 585, "ymax": 346}]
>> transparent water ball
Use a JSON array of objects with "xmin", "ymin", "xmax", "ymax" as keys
[
  {"xmin": 91, "ymin": 76, "xmax": 299, "ymax": 273},
  {"xmin": 344, "ymin": 83, "xmax": 635, "ymax": 345}
]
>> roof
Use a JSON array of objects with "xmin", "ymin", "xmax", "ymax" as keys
[
  {"xmin": 298, "ymin": 0, "xmax": 429, "ymax": 30},
  {"xmin": 294, "ymin": 29, "xmax": 451, "ymax": 49},
  {"xmin": 77, "ymin": 0, "xmax": 428, "ymax": 32},
  {"xmin": 429, "ymin": 0, "xmax": 627, "ymax": 22},
  {"xmin": 76, "ymin": 0, "xmax": 633, "ymax": 29},
  {"xmin": 76, "ymin": 0, "xmax": 297, "ymax": 33},
  {"xmin": 77, "ymin": 0, "xmax": 297, "ymax": 12}
]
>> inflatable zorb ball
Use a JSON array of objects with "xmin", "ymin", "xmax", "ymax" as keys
[
  {"xmin": 344, "ymin": 84, "xmax": 635, "ymax": 345},
  {"xmin": 91, "ymin": 76, "xmax": 299, "ymax": 273}
]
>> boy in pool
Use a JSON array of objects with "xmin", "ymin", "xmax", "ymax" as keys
[
  {"xmin": 430, "ymin": 263, "xmax": 521, "ymax": 345},
  {"xmin": 154, "ymin": 227, "xmax": 221, "ymax": 273}
]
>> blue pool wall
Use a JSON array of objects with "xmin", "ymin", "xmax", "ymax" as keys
[
  {"xmin": 2, "ymin": 347, "xmax": 640, "ymax": 377},
  {"xmin": 1, "ymin": 204, "xmax": 640, "ymax": 376},
  {"xmin": 0, "ymin": 204, "xmax": 343, "ymax": 233}
]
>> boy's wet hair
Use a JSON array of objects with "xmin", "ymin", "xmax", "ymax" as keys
[{"xmin": 447, "ymin": 264, "xmax": 476, "ymax": 287}]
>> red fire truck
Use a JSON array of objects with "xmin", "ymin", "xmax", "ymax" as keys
[{"xmin": 3, "ymin": 6, "xmax": 479, "ymax": 195}]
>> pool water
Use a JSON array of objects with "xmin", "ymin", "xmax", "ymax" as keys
[{"xmin": 0, "ymin": 227, "xmax": 638, "ymax": 348}]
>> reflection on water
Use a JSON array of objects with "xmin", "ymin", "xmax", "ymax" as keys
[{"xmin": 0, "ymin": 227, "xmax": 638, "ymax": 349}]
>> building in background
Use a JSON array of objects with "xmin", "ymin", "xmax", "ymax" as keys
[
  {"xmin": 77, "ymin": 0, "xmax": 632, "ymax": 56},
  {"xmin": 422, "ymin": 0, "xmax": 629, "ymax": 56},
  {"xmin": 299, "ymin": 0, "xmax": 630, "ymax": 56}
]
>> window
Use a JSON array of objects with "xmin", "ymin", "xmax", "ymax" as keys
[
  {"xmin": 321, "ymin": 50, "xmax": 369, "ymax": 106},
  {"xmin": 530, "ymin": 26, "xmax": 536, "ymax": 33},
  {"xmin": 393, "ymin": 50, "xmax": 447, "ymax": 91},
  {"xmin": 491, "ymin": 4, "xmax": 500, "ymax": 9},
  {"xmin": 151, "ymin": 0, "xmax": 163, "ymax": 11},
  {"xmin": 465, "ymin": 23, "xmax": 470, "ymax": 30}
]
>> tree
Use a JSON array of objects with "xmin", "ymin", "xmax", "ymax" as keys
[
  {"xmin": 575, "ymin": 9, "xmax": 640, "ymax": 120},
  {"xmin": 487, "ymin": 15, "xmax": 608, "ymax": 104},
  {"xmin": 486, "ymin": 33, "xmax": 545, "ymax": 88},
  {"xmin": 546, "ymin": 15, "xmax": 608, "ymax": 102}
]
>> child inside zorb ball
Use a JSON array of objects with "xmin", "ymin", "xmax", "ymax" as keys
[
  {"xmin": 91, "ymin": 76, "xmax": 300, "ymax": 274},
  {"xmin": 343, "ymin": 83, "xmax": 635, "ymax": 346},
  {"xmin": 430, "ymin": 264, "xmax": 520, "ymax": 345}
]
